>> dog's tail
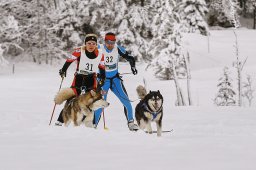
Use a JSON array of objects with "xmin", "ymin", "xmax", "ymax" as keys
[
  {"xmin": 54, "ymin": 88, "xmax": 76, "ymax": 105},
  {"xmin": 136, "ymin": 85, "xmax": 147, "ymax": 100}
]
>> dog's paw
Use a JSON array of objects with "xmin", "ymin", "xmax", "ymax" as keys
[
  {"xmin": 84, "ymin": 121, "xmax": 94, "ymax": 128},
  {"xmin": 145, "ymin": 130, "xmax": 153, "ymax": 134}
]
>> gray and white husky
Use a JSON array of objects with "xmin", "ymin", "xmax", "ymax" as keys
[{"xmin": 135, "ymin": 85, "xmax": 163, "ymax": 136}]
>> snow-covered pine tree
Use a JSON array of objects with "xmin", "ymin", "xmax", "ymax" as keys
[
  {"xmin": 149, "ymin": 0, "xmax": 185, "ymax": 80},
  {"xmin": 148, "ymin": 0, "xmax": 186, "ymax": 105},
  {"xmin": 35, "ymin": 0, "xmax": 59, "ymax": 64},
  {"xmin": 0, "ymin": 15, "xmax": 23, "ymax": 58},
  {"xmin": 207, "ymin": 0, "xmax": 240, "ymax": 27},
  {"xmin": 26, "ymin": 0, "xmax": 72, "ymax": 64},
  {"xmin": 246, "ymin": 0, "xmax": 256, "ymax": 29},
  {"xmin": 223, "ymin": 0, "xmax": 240, "ymax": 28},
  {"xmin": 242, "ymin": 75, "xmax": 254, "ymax": 106},
  {"xmin": 0, "ymin": 0, "xmax": 69, "ymax": 64},
  {"xmin": 0, "ymin": 4, "xmax": 16, "ymax": 65},
  {"xmin": 53, "ymin": 0, "xmax": 150, "ymax": 60},
  {"xmin": 0, "ymin": 0, "xmax": 25, "ymax": 59},
  {"xmin": 85, "ymin": 0, "xmax": 116, "ymax": 33},
  {"xmin": 116, "ymin": 0, "xmax": 151, "ymax": 60},
  {"xmin": 177, "ymin": 0, "xmax": 209, "ymax": 36},
  {"xmin": 214, "ymin": 67, "xmax": 236, "ymax": 106},
  {"xmin": 208, "ymin": 0, "xmax": 226, "ymax": 26},
  {"xmin": 56, "ymin": 0, "xmax": 93, "ymax": 49},
  {"xmin": 246, "ymin": 0, "xmax": 256, "ymax": 13},
  {"xmin": 37, "ymin": 0, "xmax": 73, "ymax": 64},
  {"xmin": 114, "ymin": 0, "xmax": 133, "ymax": 50},
  {"xmin": 54, "ymin": 0, "xmax": 116, "ymax": 48}
]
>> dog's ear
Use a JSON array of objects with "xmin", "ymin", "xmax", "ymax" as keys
[
  {"xmin": 149, "ymin": 90, "xmax": 152, "ymax": 93},
  {"xmin": 90, "ymin": 90, "xmax": 96, "ymax": 97},
  {"xmin": 157, "ymin": 90, "xmax": 160, "ymax": 94}
]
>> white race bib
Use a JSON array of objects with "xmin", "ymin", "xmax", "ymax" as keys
[
  {"xmin": 79, "ymin": 47, "xmax": 102, "ymax": 73},
  {"xmin": 102, "ymin": 45, "xmax": 119, "ymax": 71}
]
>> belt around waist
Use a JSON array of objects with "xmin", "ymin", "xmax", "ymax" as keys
[{"xmin": 77, "ymin": 70, "xmax": 93, "ymax": 75}]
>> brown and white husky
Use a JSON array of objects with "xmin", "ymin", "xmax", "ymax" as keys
[{"xmin": 54, "ymin": 88, "xmax": 109, "ymax": 127}]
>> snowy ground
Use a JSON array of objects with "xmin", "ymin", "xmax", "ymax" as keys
[{"xmin": 0, "ymin": 30, "xmax": 256, "ymax": 170}]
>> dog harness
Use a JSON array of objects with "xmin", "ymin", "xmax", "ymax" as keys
[
  {"xmin": 105, "ymin": 73, "xmax": 122, "ymax": 89},
  {"xmin": 141, "ymin": 103, "xmax": 162, "ymax": 121}
]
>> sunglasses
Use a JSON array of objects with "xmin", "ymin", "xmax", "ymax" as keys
[{"xmin": 105, "ymin": 40, "xmax": 115, "ymax": 45}]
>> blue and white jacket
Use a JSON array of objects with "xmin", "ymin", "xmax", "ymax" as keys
[{"xmin": 100, "ymin": 44, "xmax": 136, "ymax": 78}]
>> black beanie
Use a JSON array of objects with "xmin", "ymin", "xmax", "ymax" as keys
[{"xmin": 84, "ymin": 34, "xmax": 97, "ymax": 43}]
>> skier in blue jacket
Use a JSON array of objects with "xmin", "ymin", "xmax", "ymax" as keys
[{"xmin": 93, "ymin": 32, "xmax": 139, "ymax": 131}]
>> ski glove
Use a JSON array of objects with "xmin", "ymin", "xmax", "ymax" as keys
[
  {"xmin": 131, "ymin": 67, "xmax": 138, "ymax": 75},
  {"xmin": 98, "ymin": 79, "xmax": 105, "ymax": 87},
  {"xmin": 97, "ymin": 73, "xmax": 105, "ymax": 87},
  {"xmin": 59, "ymin": 69, "xmax": 66, "ymax": 78}
]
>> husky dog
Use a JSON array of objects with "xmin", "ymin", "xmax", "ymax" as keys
[
  {"xmin": 54, "ymin": 88, "xmax": 109, "ymax": 127},
  {"xmin": 135, "ymin": 85, "xmax": 163, "ymax": 136}
]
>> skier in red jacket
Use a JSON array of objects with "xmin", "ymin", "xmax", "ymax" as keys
[{"xmin": 55, "ymin": 33, "xmax": 105, "ymax": 126}]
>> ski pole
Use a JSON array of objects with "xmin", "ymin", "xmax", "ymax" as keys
[
  {"xmin": 102, "ymin": 110, "xmax": 108, "ymax": 130},
  {"xmin": 49, "ymin": 77, "xmax": 64, "ymax": 125},
  {"xmin": 119, "ymin": 72, "xmax": 133, "ymax": 75}
]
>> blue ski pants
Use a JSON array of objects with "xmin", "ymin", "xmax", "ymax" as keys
[{"xmin": 93, "ymin": 75, "xmax": 134, "ymax": 126}]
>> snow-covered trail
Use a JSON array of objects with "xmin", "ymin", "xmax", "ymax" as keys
[
  {"xmin": 0, "ymin": 62, "xmax": 255, "ymax": 170},
  {"xmin": 1, "ymin": 29, "xmax": 256, "ymax": 170}
]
